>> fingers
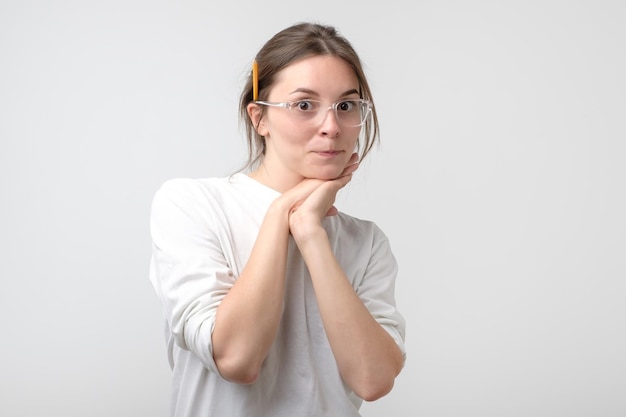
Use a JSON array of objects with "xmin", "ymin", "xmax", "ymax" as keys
[
  {"xmin": 346, "ymin": 152, "xmax": 359, "ymax": 166},
  {"xmin": 332, "ymin": 172, "xmax": 353, "ymax": 189},
  {"xmin": 325, "ymin": 206, "xmax": 338, "ymax": 216},
  {"xmin": 338, "ymin": 153, "xmax": 359, "ymax": 178},
  {"xmin": 281, "ymin": 153, "xmax": 359, "ymax": 217},
  {"xmin": 340, "ymin": 162, "xmax": 358, "ymax": 178}
]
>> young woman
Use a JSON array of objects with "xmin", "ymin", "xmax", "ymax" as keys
[{"xmin": 149, "ymin": 22, "xmax": 406, "ymax": 417}]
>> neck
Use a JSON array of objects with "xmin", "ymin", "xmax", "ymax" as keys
[{"xmin": 248, "ymin": 164, "xmax": 303, "ymax": 193}]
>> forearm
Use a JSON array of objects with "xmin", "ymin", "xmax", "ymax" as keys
[
  {"xmin": 297, "ymin": 228, "xmax": 404, "ymax": 401},
  {"xmin": 212, "ymin": 200, "xmax": 291, "ymax": 383}
]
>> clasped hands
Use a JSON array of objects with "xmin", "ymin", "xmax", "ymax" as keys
[{"xmin": 280, "ymin": 152, "xmax": 359, "ymax": 242}]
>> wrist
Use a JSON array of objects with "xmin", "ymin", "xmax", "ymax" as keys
[{"xmin": 291, "ymin": 218, "xmax": 327, "ymax": 247}]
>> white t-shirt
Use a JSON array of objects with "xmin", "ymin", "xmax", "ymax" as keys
[{"xmin": 149, "ymin": 173, "xmax": 406, "ymax": 417}]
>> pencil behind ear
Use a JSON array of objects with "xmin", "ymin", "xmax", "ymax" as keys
[{"xmin": 252, "ymin": 60, "xmax": 258, "ymax": 101}]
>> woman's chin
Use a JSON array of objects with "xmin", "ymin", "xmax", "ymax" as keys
[{"xmin": 305, "ymin": 168, "xmax": 343, "ymax": 180}]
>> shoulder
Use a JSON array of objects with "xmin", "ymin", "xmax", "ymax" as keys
[
  {"xmin": 150, "ymin": 177, "xmax": 227, "ymax": 222},
  {"xmin": 150, "ymin": 174, "xmax": 266, "ymax": 219},
  {"xmin": 154, "ymin": 177, "xmax": 220, "ymax": 197},
  {"xmin": 152, "ymin": 176, "xmax": 233, "ymax": 206}
]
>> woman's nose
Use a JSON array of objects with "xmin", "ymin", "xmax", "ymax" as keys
[{"xmin": 319, "ymin": 107, "xmax": 341, "ymax": 137}]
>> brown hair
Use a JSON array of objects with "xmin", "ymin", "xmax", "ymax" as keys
[{"xmin": 238, "ymin": 22, "xmax": 380, "ymax": 171}]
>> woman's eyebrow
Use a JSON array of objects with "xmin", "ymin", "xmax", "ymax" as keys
[
  {"xmin": 288, "ymin": 88, "xmax": 360, "ymax": 97},
  {"xmin": 340, "ymin": 89, "xmax": 360, "ymax": 97},
  {"xmin": 288, "ymin": 88, "xmax": 318, "ymax": 96}
]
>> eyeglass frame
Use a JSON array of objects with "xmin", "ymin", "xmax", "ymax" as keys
[{"xmin": 253, "ymin": 98, "xmax": 373, "ymax": 127}]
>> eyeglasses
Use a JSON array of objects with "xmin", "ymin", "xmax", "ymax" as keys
[{"xmin": 254, "ymin": 99, "xmax": 372, "ymax": 127}]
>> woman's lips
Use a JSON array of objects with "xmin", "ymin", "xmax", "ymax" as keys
[{"xmin": 315, "ymin": 150, "xmax": 341, "ymax": 157}]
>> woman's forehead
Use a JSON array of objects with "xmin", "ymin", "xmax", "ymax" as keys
[{"xmin": 271, "ymin": 55, "xmax": 359, "ymax": 96}]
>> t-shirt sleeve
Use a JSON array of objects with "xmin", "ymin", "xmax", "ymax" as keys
[
  {"xmin": 149, "ymin": 178, "xmax": 233, "ymax": 373},
  {"xmin": 356, "ymin": 225, "xmax": 407, "ymax": 364}
]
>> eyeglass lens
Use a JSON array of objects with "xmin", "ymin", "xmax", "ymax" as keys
[{"xmin": 299, "ymin": 100, "xmax": 369, "ymax": 127}]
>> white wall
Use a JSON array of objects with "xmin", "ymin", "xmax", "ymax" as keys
[{"xmin": 1, "ymin": 1, "xmax": 624, "ymax": 416}]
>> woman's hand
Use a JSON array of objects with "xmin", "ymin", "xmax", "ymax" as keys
[{"xmin": 287, "ymin": 153, "xmax": 359, "ymax": 242}]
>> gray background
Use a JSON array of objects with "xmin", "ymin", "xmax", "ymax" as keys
[{"xmin": 1, "ymin": 1, "xmax": 625, "ymax": 416}]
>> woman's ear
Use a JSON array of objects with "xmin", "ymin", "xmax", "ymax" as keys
[{"xmin": 247, "ymin": 103, "xmax": 268, "ymax": 136}]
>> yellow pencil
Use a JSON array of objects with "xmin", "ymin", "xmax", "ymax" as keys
[{"xmin": 252, "ymin": 60, "xmax": 258, "ymax": 101}]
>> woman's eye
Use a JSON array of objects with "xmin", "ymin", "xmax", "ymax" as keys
[
  {"xmin": 294, "ymin": 100, "xmax": 317, "ymax": 112},
  {"xmin": 337, "ymin": 100, "xmax": 356, "ymax": 112}
]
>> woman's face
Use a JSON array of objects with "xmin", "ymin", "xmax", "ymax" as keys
[{"xmin": 253, "ymin": 55, "xmax": 362, "ymax": 187}]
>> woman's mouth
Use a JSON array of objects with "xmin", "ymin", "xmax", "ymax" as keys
[{"xmin": 315, "ymin": 150, "xmax": 341, "ymax": 157}]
